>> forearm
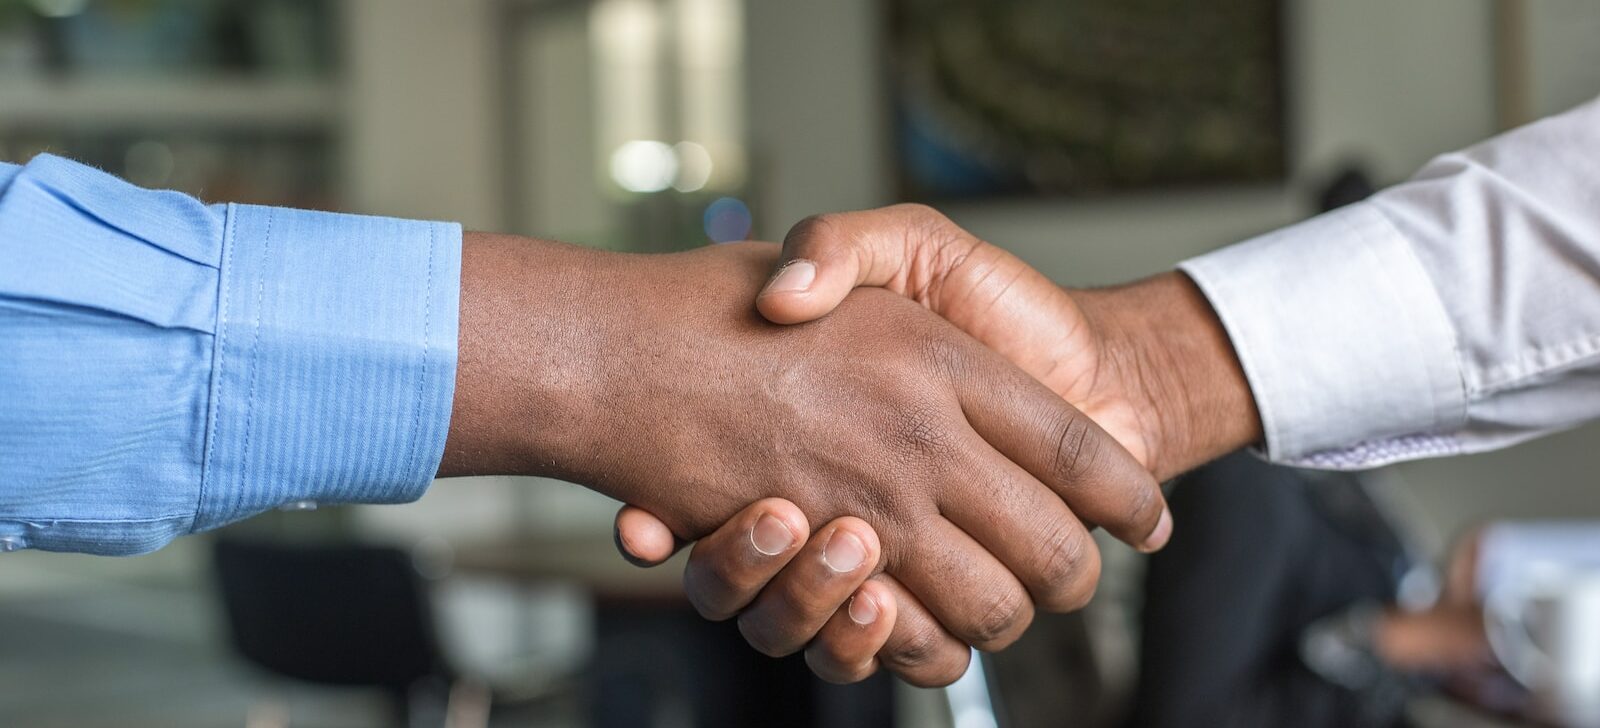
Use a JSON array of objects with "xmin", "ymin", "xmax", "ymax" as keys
[
  {"xmin": 439, "ymin": 232, "xmax": 609, "ymax": 479},
  {"xmin": 1076, "ymin": 272, "xmax": 1262, "ymax": 480}
]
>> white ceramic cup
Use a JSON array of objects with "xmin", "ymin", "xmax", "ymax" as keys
[{"xmin": 1486, "ymin": 565, "xmax": 1600, "ymax": 727}]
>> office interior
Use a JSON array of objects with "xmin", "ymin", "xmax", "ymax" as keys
[{"xmin": 2, "ymin": 1, "xmax": 1599, "ymax": 727}]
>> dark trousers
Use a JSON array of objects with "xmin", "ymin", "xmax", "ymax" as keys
[{"xmin": 1126, "ymin": 452, "xmax": 1408, "ymax": 728}]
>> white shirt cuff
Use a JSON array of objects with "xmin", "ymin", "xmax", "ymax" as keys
[{"xmin": 1178, "ymin": 203, "xmax": 1467, "ymax": 466}]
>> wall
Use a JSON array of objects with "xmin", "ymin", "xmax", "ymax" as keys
[
  {"xmin": 344, "ymin": 0, "xmax": 503, "ymax": 230},
  {"xmin": 744, "ymin": 0, "xmax": 1600, "ymax": 544}
]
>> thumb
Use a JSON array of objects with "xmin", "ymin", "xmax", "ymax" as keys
[
  {"xmin": 757, "ymin": 206, "xmax": 943, "ymax": 325},
  {"xmin": 755, "ymin": 214, "xmax": 868, "ymax": 325},
  {"xmin": 613, "ymin": 505, "xmax": 684, "ymax": 567}
]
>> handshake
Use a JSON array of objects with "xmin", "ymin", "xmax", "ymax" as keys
[{"xmin": 440, "ymin": 204, "xmax": 1262, "ymax": 686}]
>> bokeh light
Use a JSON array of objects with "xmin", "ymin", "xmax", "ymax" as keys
[
  {"xmin": 702, "ymin": 196, "xmax": 752, "ymax": 243},
  {"xmin": 609, "ymin": 139, "xmax": 677, "ymax": 193},
  {"xmin": 672, "ymin": 141, "xmax": 714, "ymax": 192}
]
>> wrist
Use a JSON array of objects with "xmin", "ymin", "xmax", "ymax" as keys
[
  {"xmin": 1076, "ymin": 272, "xmax": 1261, "ymax": 479},
  {"xmin": 439, "ymin": 232, "xmax": 616, "ymax": 479}
]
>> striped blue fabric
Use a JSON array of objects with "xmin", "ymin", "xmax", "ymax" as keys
[{"xmin": 0, "ymin": 155, "xmax": 460, "ymax": 555}]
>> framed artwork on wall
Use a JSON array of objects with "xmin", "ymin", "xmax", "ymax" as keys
[{"xmin": 886, "ymin": 0, "xmax": 1288, "ymax": 201}]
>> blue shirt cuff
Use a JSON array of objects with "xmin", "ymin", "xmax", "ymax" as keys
[{"xmin": 194, "ymin": 204, "xmax": 461, "ymax": 531}]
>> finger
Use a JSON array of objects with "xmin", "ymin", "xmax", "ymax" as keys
[
  {"xmin": 614, "ymin": 505, "xmax": 685, "ymax": 566},
  {"xmin": 940, "ymin": 431, "xmax": 1104, "ymax": 612},
  {"xmin": 958, "ymin": 354, "xmax": 1171, "ymax": 553},
  {"xmin": 681, "ymin": 498, "xmax": 809, "ymax": 620},
  {"xmin": 736, "ymin": 517, "xmax": 881, "ymax": 657},
  {"xmin": 872, "ymin": 574, "xmax": 973, "ymax": 687},
  {"xmin": 757, "ymin": 204, "xmax": 968, "ymax": 325},
  {"xmin": 803, "ymin": 578, "xmax": 898, "ymax": 684},
  {"xmin": 889, "ymin": 517, "xmax": 1035, "ymax": 652}
]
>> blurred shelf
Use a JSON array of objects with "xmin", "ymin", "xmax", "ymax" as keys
[{"xmin": 0, "ymin": 75, "xmax": 340, "ymax": 130}]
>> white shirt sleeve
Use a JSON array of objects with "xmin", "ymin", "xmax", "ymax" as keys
[{"xmin": 1179, "ymin": 96, "xmax": 1600, "ymax": 469}]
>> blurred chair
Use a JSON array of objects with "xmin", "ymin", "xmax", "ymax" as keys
[{"xmin": 212, "ymin": 538, "xmax": 489, "ymax": 728}]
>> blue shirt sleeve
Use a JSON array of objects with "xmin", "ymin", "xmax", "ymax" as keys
[{"xmin": 0, "ymin": 155, "xmax": 460, "ymax": 555}]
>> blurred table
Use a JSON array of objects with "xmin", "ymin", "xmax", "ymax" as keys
[{"xmin": 451, "ymin": 534, "xmax": 686, "ymax": 603}]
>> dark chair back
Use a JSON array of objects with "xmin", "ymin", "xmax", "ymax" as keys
[{"xmin": 213, "ymin": 538, "xmax": 450, "ymax": 690}]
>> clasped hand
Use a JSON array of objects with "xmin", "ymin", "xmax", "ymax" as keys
[
  {"xmin": 603, "ymin": 205, "xmax": 1200, "ymax": 686},
  {"xmin": 446, "ymin": 205, "xmax": 1243, "ymax": 687}
]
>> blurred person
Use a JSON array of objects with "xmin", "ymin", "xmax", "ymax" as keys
[
  {"xmin": 1295, "ymin": 520, "xmax": 1600, "ymax": 727},
  {"xmin": 1126, "ymin": 453, "xmax": 1456, "ymax": 728},
  {"xmin": 1128, "ymin": 471, "xmax": 1600, "ymax": 728},
  {"xmin": 615, "ymin": 95, "xmax": 1600, "ymax": 684},
  {"xmin": 1118, "ymin": 164, "xmax": 1466, "ymax": 728},
  {"xmin": 0, "ymin": 151, "xmax": 1171, "ymax": 690}
]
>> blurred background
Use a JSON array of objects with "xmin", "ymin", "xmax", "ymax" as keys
[{"xmin": 2, "ymin": 1, "xmax": 1600, "ymax": 727}]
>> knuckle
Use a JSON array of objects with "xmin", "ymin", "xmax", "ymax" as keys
[
  {"xmin": 892, "ymin": 202, "xmax": 941, "ymax": 219},
  {"xmin": 891, "ymin": 203, "xmax": 952, "ymax": 234},
  {"xmin": 1049, "ymin": 544, "xmax": 1100, "ymax": 611},
  {"xmin": 965, "ymin": 584, "xmax": 1032, "ymax": 649},
  {"xmin": 805, "ymin": 645, "xmax": 870, "ymax": 685},
  {"xmin": 899, "ymin": 649, "xmax": 970, "ymax": 688},
  {"xmin": 1031, "ymin": 521, "xmax": 1093, "ymax": 610},
  {"xmin": 893, "ymin": 401, "xmax": 955, "ymax": 459},
  {"xmin": 683, "ymin": 558, "xmax": 751, "ymax": 621},
  {"xmin": 684, "ymin": 574, "xmax": 737, "ymax": 621},
  {"xmin": 687, "ymin": 592, "xmax": 736, "ymax": 622},
  {"xmin": 814, "ymin": 627, "xmax": 864, "ymax": 669},
  {"xmin": 1050, "ymin": 413, "xmax": 1103, "ymax": 484},
  {"xmin": 851, "ymin": 488, "xmax": 906, "ymax": 538},
  {"xmin": 705, "ymin": 551, "xmax": 760, "ymax": 597},
  {"xmin": 1127, "ymin": 481, "xmax": 1162, "ymax": 529},
  {"xmin": 895, "ymin": 203, "xmax": 968, "ymax": 256},
  {"xmin": 883, "ymin": 619, "xmax": 947, "ymax": 671},
  {"xmin": 914, "ymin": 331, "xmax": 970, "ymax": 382},
  {"xmin": 784, "ymin": 213, "xmax": 842, "ymax": 249},
  {"xmin": 737, "ymin": 612, "xmax": 798, "ymax": 658}
]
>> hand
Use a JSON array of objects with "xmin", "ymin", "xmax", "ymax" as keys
[
  {"xmin": 616, "ymin": 204, "xmax": 1261, "ymax": 683},
  {"xmin": 1375, "ymin": 604, "xmax": 1492, "ymax": 673},
  {"xmin": 645, "ymin": 497, "xmax": 970, "ymax": 685},
  {"xmin": 751, "ymin": 204, "xmax": 1260, "ymax": 478},
  {"xmin": 441, "ymin": 234, "xmax": 1168, "ymax": 669}
]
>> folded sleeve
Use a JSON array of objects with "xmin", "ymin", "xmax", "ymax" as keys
[
  {"xmin": 0, "ymin": 154, "xmax": 460, "ymax": 555},
  {"xmin": 1181, "ymin": 96, "xmax": 1600, "ymax": 469},
  {"xmin": 1179, "ymin": 204, "xmax": 1466, "ymax": 465}
]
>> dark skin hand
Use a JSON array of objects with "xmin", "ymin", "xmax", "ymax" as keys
[
  {"xmin": 617, "ymin": 204, "xmax": 1262, "ymax": 684},
  {"xmin": 440, "ymin": 232, "xmax": 1169, "ymax": 682}
]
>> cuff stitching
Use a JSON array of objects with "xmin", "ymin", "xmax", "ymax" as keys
[
  {"xmin": 197, "ymin": 204, "xmax": 241, "ymax": 532},
  {"xmin": 237, "ymin": 207, "xmax": 274, "ymax": 509},
  {"xmin": 404, "ymin": 223, "xmax": 437, "ymax": 480}
]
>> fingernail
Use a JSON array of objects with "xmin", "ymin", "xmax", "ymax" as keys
[
  {"xmin": 823, "ymin": 530, "xmax": 867, "ymax": 573},
  {"xmin": 848, "ymin": 594, "xmax": 879, "ymax": 626},
  {"xmin": 1140, "ymin": 508, "xmax": 1173, "ymax": 553},
  {"xmin": 751, "ymin": 514, "xmax": 795, "ymax": 556},
  {"xmin": 762, "ymin": 260, "xmax": 816, "ymax": 295}
]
